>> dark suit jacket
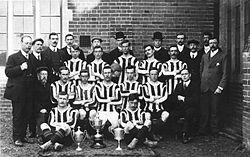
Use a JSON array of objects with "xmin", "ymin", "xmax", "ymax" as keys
[
  {"xmin": 173, "ymin": 81, "xmax": 200, "ymax": 110},
  {"xmin": 185, "ymin": 51, "xmax": 203, "ymax": 82},
  {"xmin": 200, "ymin": 49, "xmax": 228, "ymax": 93},
  {"xmin": 177, "ymin": 45, "xmax": 190, "ymax": 63},
  {"xmin": 4, "ymin": 51, "xmax": 33, "ymax": 101},
  {"xmin": 60, "ymin": 46, "xmax": 85, "ymax": 62},
  {"xmin": 108, "ymin": 47, "xmax": 134, "ymax": 65}
]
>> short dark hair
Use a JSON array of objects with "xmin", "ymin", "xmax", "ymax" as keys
[
  {"xmin": 59, "ymin": 66, "xmax": 69, "ymax": 74},
  {"xmin": 120, "ymin": 40, "xmax": 130, "ymax": 47},
  {"xmin": 72, "ymin": 43, "xmax": 80, "ymax": 51},
  {"xmin": 143, "ymin": 44, "xmax": 154, "ymax": 50},
  {"xmin": 126, "ymin": 65, "xmax": 135, "ymax": 72},
  {"xmin": 203, "ymin": 31, "xmax": 212, "ymax": 38},
  {"xmin": 79, "ymin": 69, "xmax": 89, "ymax": 76},
  {"xmin": 65, "ymin": 34, "xmax": 74, "ymax": 40},
  {"xmin": 180, "ymin": 68, "xmax": 190, "ymax": 74},
  {"xmin": 58, "ymin": 91, "xmax": 68, "ymax": 97},
  {"xmin": 49, "ymin": 32, "xmax": 58, "ymax": 39},
  {"xmin": 103, "ymin": 65, "xmax": 112, "ymax": 71},
  {"xmin": 93, "ymin": 45, "xmax": 103, "ymax": 52},
  {"xmin": 149, "ymin": 67, "xmax": 158, "ymax": 73},
  {"xmin": 128, "ymin": 93, "xmax": 139, "ymax": 101},
  {"xmin": 169, "ymin": 44, "xmax": 177, "ymax": 50},
  {"xmin": 176, "ymin": 32, "xmax": 186, "ymax": 39}
]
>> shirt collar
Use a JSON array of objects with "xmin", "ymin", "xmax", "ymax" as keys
[
  {"xmin": 21, "ymin": 49, "xmax": 29, "ymax": 58},
  {"xmin": 184, "ymin": 80, "xmax": 191, "ymax": 87},
  {"xmin": 190, "ymin": 51, "xmax": 198, "ymax": 58},
  {"xmin": 49, "ymin": 45, "xmax": 57, "ymax": 52},
  {"xmin": 204, "ymin": 45, "xmax": 210, "ymax": 53},
  {"xmin": 154, "ymin": 47, "xmax": 161, "ymax": 51},
  {"xmin": 177, "ymin": 44, "xmax": 184, "ymax": 52},
  {"xmin": 33, "ymin": 51, "xmax": 40, "ymax": 58}
]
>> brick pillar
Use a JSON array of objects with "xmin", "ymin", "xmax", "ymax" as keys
[{"xmin": 242, "ymin": 35, "xmax": 250, "ymax": 150}]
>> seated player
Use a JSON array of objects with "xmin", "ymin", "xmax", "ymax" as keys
[
  {"xmin": 88, "ymin": 46, "xmax": 109, "ymax": 83},
  {"xmin": 39, "ymin": 91, "xmax": 78, "ymax": 151},
  {"xmin": 143, "ymin": 67, "xmax": 169, "ymax": 141},
  {"xmin": 120, "ymin": 93, "xmax": 157, "ymax": 149},
  {"xmin": 94, "ymin": 66, "xmax": 122, "ymax": 136},
  {"xmin": 170, "ymin": 69, "xmax": 199, "ymax": 144},
  {"xmin": 73, "ymin": 69, "xmax": 97, "ymax": 135},
  {"xmin": 120, "ymin": 65, "xmax": 143, "ymax": 110},
  {"xmin": 50, "ymin": 66, "xmax": 75, "ymax": 105},
  {"xmin": 64, "ymin": 43, "xmax": 88, "ymax": 85},
  {"xmin": 138, "ymin": 44, "xmax": 162, "ymax": 84}
]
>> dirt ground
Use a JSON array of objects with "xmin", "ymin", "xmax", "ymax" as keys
[{"xmin": 1, "ymin": 114, "xmax": 250, "ymax": 157}]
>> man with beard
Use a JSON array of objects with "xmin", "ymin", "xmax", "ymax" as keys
[
  {"xmin": 198, "ymin": 32, "xmax": 212, "ymax": 55},
  {"xmin": 108, "ymin": 32, "xmax": 134, "ymax": 65},
  {"xmin": 185, "ymin": 39, "xmax": 203, "ymax": 83},
  {"xmin": 176, "ymin": 33, "xmax": 190, "ymax": 63},
  {"xmin": 60, "ymin": 34, "xmax": 85, "ymax": 62},
  {"xmin": 4, "ymin": 36, "xmax": 34, "ymax": 146},
  {"xmin": 34, "ymin": 67, "xmax": 53, "ymax": 143},
  {"xmin": 144, "ymin": 32, "xmax": 169, "ymax": 63},
  {"xmin": 43, "ymin": 32, "xmax": 64, "ymax": 83},
  {"xmin": 199, "ymin": 38, "xmax": 228, "ymax": 137}
]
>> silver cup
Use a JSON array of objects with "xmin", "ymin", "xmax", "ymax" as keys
[
  {"xmin": 112, "ymin": 127, "xmax": 125, "ymax": 150},
  {"xmin": 72, "ymin": 126, "xmax": 87, "ymax": 151},
  {"xmin": 90, "ymin": 115, "xmax": 106, "ymax": 149}
]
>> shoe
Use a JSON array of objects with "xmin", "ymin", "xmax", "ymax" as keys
[
  {"xmin": 37, "ymin": 136, "xmax": 44, "ymax": 145},
  {"xmin": 144, "ymin": 139, "xmax": 157, "ymax": 148},
  {"xmin": 21, "ymin": 138, "xmax": 35, "ymax": 144},
  {"xmin": 54, "ymin": 142, "xmax": 63, "ymax": 151},
  {"xmin": 14, "ymin": 140, "xmax": 23, "ymax": 147},
  {"xmin": 182, "ymin": 133, "xmax": 191, "ymax": 144},
  {"xmin": 40, "ymin": 141, "xmax": 53, "ymax": 151},
  {"xmin": 127, "ymin": 138, "xmax": 138, "ymax": 150}
]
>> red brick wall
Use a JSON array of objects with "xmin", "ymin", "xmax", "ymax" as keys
[{"xmin": 68, "ymin": 0, "xmax": 216, "ymax": 59}]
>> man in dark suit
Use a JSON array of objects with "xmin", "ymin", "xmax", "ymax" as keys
[
  {"xmin": 108, "ymin": 32, "xmax": 134, "ymax": 65},
  {"xmin": 176, "ymin": 32, "xmax": 190, "ymax": 63},
  {"xmin": 198, "ymin": 32, "xmax": 212, "ymax": 55},
  {"xmin": 199, "ymin": 38, "xmax": 228, "ymax": 137},
  {"xmin": 60, "ymin": 34, "xmax": 85, "ymax": 62},
  {"xmin": 43, "ymin": 32, "xmax": 64, "ymax": 83},
  {"xmin": 171, "ymin": 69, "xmax": 199, "ymax": 143},
  {"xmin": 4, "ymin": 36, "xmax": 34, "ymax": 146},
  {"xmin": 185, "ymin": 39, "xmax": 203, "ymax": 83},
  {"xmin": 86, "ymin": 37, "xmax": 110, "ymax": 64},
  {"xmin": 146, "ymin": 32, "xmax": 169, "ymax": 63}
]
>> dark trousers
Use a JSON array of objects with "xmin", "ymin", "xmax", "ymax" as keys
[
  {"xmin": 199, "ymin": 90, "xmax": 220, "ymax": 134},
  {"xmin": 36, "ymin": 113, "xmax": 49, "ymax": 136},
  {"xmin": 170, "ymin": 107, "xmax": 195, "ymax": 135},
  {"xmin": 124, "ymin": 126, "xmax": 149, "ymax": 145},
  {"xmin": 12, "ymin": 101, "xmax": 31, "ymax": 141}
]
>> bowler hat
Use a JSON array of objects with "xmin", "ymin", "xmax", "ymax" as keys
[
  {"xmin": 115, "ymin": 32, "xmax": 126, "ymax": 39},
  {"xmin": 36, "ymin": 66, "xmax": 49, "ymax": 74},
  {"xmin": 91, "ymin": 37, "xmax": 103, "ymax": 43},
  {"xmin": 32, "ymin": 38, "xmax": 44, "ymax": 45},
  {"xmin": 152, "ymin": 32, "xmax": 164, "ymax": 40},
  {"xmin": 187, "ymin": 39, "xmax": 199, "ymax": 45}
]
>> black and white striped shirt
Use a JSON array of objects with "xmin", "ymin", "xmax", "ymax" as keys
[
  {"xmin": 95, "ymin": 82, "xmax": 122, "ymax": 112},
  {"xmin": 64, "ymin": 58, "xmax": 87, "ymax": 80},
  {"xmin": 120, "ymin": 108, "xmax": 146, "ymax": 128},
  {"xmin": 138, "ymin": 59, "xmax": 162, "ymax": 84},
  {"xmin": 74, "ymin": 83, "xmax": 96, "ymax": 109},
  {"xmin": 88, "ymin": 60, "xmax": 108, "ymax": 81},
  {"xmin": 143, "ymin": 81, "xmax": 168, "ymax": 113},
  {"xmin": 162, "ymin": 59, "xmax": 187, "ymax": 95},
  {"xmin": 114, "ymin": 55, "xmax": 138, "ymax": 84}
]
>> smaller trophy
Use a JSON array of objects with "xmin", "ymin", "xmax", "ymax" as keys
[
  {"xmin": 72, "ymin": 126, "xmax": 87, "ymax": 151},
  {"xmin": 90, "ymin": 114, "xmax": 106, "ymax": 149},
  {"xmin": 112, "ymin": 127, "xmax": 125, "ymax": 150}
]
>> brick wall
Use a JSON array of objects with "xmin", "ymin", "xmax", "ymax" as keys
[{"xmin": 67, "ymin": 0, "xmax": 216, "ymax": 59}]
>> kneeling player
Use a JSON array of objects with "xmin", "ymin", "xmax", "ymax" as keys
[
  {"xmin": 39, "ymin": 92, "xmax": 78, "ymax": 151},
  {"xmin": 120, "ymin": 93, "xmax": 157, "ymax": 149}
]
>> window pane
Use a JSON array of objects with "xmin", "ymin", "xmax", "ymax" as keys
[
  {"xmin": 13, "ymin": 17, "xmax": 24, "ymax": 33},
  {"xmin": 40, "ymin": 0, "xmax": 51, "ymax": 16},
  {"xmin": 0, "ymin": 0, "xmax": 7, "ymax": 16},
  {"xmin": 0, "ymin": 34, "xmax": 7, "ymax": 50},
  {"xmin": 0, "ymin": 17, "xmax": 7, "ymax": 33},
  {"xmin": 40, "ymin": 17, "xmax": 51, "ymax": 33},
  {"xmin": 13, "ymin": 0, "xmax": 23, "ymax": 15},
  {"xmin": 23, "ymin": 0, "xmax": 33, "ymax": 15},
  {"xmin": 51, "ymin": 17, "xmax": 60, "ymax": 32},
  {"xmin": 0, "ymin": 50, "xmax": 7, "ymax": 66},
  {"xmin": 51, "ymin": 0, "xmax": 60, "ymax": 16},
  {"xmin": 24, "ymin": 17, "xmax": 34, "ymax": 33}
]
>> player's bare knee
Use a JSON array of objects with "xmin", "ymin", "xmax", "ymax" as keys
[
  {"xmin": 161, "ymin": 111, "xmax": 169, "ymax": 122},
  {"xmin": 40, "ymin": 123, "xmax": 50, "ymax": 131}
]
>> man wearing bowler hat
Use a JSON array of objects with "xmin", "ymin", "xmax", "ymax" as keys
[
  {"xmin": 108, "ymin": 31, "xmax": 134, "ymax": 65},
  {"xmin": 148, "ymin": 32, "xmax": 169, "ymax": 63}
]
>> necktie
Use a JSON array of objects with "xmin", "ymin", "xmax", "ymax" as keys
[
  {"xmin": 38, "ymin": 55, "xmax": 41, "ymax": 60},
  {"xmin": 183, "ymin": 83, "xmax": 186, "ymax": 90}
]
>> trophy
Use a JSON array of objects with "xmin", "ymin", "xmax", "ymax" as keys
[
  {"xmin": 112, "ymin": 127, "xmax": 125, "ymax": 151},
  {"xmin": 72, "ymin": 126, "xmax": 87, "ymax": 151},
  {"xmin": 89, "ymin": 114, "xmax": 106, "ymax": 149}
]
